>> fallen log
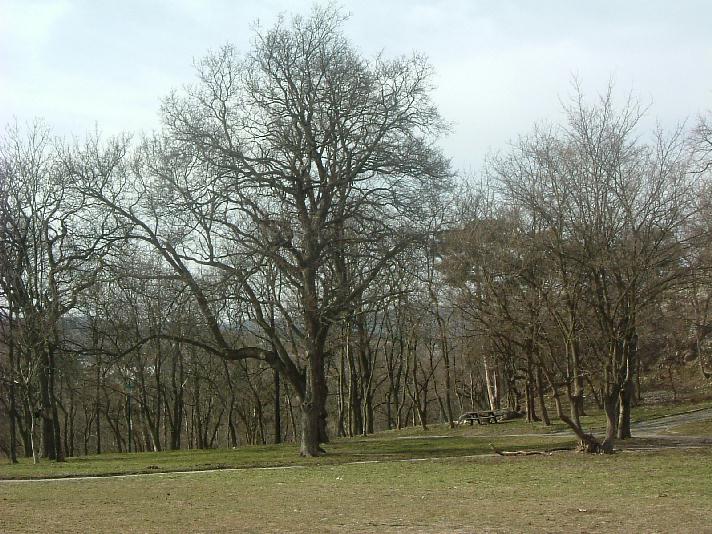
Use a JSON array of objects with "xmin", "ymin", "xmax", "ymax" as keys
[{"xmin": 489, "ymin": 443, "xmax": 551, "ymax": 456}]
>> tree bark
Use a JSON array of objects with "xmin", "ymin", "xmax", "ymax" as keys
[
  {"xmin": 7, "ymin": 314, "xmax": 18, "ymax": 463},
  {"xmin": 274, "ymin": 369, "xmax": 282, "ymax": 444},
  {"xmin": 617, "ymin": 332, "xmax": 637, "ymax": 439}
]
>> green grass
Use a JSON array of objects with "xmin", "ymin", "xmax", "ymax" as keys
[
  {"xmin": 2, "ymin": 449, "xmax": 711, "ymax": 533},
  {"xmin": 0, "ymin": 432, "xmax": 575, "ymax": 480},
  {"xmin": 629, "ymin": 398, "xmax": 712, "ymax": 421},
  {"xmin": 2, "ymin": 398, "xmax": 710, "ymax": 480},
  {"xmin": 376, "ymin": 398, "xmax": 712, "ymax": 437},
  {"xmin": 516, "ymin": 397, "xmax": 712, "ymax": 434},
  {"xmin": 1, "ymin": 400, "xmax": 711, "ymax": 532},
  {"xmin": 667, "ymin": 419, "xmax": 712, "ymax": 435}
]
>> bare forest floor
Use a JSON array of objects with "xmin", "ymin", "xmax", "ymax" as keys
[{"xmin": 1, "ymin": 398, "xmax": 711, "ymax": 532}]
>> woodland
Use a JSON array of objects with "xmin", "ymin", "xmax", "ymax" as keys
[{"xmin": 1, "ymin": 6, "xmax": 712, "ymax": 462}]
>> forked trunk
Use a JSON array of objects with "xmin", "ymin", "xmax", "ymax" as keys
[
  {"xmin": 544, "ymin": 365, "xmax": 609, "ymax": 454},
  {"xmin": 601, "ymin": 394, "xmax": 617, "ymax": 453}
]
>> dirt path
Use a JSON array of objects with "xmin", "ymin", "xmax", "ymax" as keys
[{"xmin": 630, "ymin": 406, "xmax": 712, "ymax": 434}]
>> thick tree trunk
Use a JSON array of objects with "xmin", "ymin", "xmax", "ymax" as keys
[
  {"xmin": 300, "ymin": 345, "xmax": 328, "ymax": 456},
  {"xmin": 601, "ymin": 393, "xmax": 618, "ymax": 452},
  {"xmin": 299, "ymin": 397, "xmax": 323, "ymax": 456}
]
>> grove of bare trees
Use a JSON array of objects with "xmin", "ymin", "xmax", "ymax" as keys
[{"xmin": 2, "ymin": 7, "xmax": 711, "ymax": 461}]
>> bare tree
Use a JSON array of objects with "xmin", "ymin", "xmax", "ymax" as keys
[
  {"xmin": 72, "ymin": 6, "xmax": 450, "ymax": 456},
  {"xmin": 484, "ymin": 87, "xmax": 693, "ymax": 451},
  {"xmin": 0, "ymin": 122, "xmax": 119, "ymax": 461}
]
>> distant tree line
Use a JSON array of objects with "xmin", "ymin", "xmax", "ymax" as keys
[{"xmin": 1, "ymin": 7, "xmax": 711, "ymax": 461}]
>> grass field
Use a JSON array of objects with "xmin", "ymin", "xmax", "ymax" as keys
[
  {"xmin": 2, "ymin": 399, "xmax": 710, "ymax": 481},
  {"xmin": 1, "ymin": 399, "xmax": 711, "ymax": 532},
  {"xmin": 0, "ymin": 431, "xmax": 576, "ymax": 480},
  {"xmin": 666, "ymin": 418, "xmax": 712, "ymax": 435},
  {"xmin": 2, "ymin": 449, "xmax": 712, "ymax": 533}
]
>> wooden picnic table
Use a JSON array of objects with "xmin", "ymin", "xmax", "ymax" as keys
[{"xmin": 458, "ymin": 410, "xmax": 507, "ymax": 425}]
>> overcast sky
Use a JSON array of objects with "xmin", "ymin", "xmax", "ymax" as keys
[{"xmin": 1, "ymin": 0, "xmax": 711, "ymax": 172}]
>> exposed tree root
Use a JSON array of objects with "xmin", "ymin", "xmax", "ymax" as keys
[
  {"xmin": 299, "ymin": 446, "xmax": 327, "ymax": 458},
  {"xmin": 576, "ymin": 435, "xmax": 615, "ymax": 454}
]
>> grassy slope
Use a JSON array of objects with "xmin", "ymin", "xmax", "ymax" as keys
[
  {"xmin": 0, "ymin": 432, "xmax": 575, "ymax": 480},
  {"xmin": 2, "ymin": 449, "xmax": 711, "ymax": 533},
  {"xmin": 0, "ymin": 398, "xmax": 710, "ymax": 480}
]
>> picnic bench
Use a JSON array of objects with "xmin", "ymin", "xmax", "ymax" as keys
[{"xmin": 458, "ymin": 410, "xmax": 507, "ymax": 425}]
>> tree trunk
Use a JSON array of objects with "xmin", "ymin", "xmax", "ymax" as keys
[
  {"xmin": 19, "ymin": 401, "xmax": 33, "ymax": 458},
  {"xmin": 95, "ymin": 371, "xmax": 102, "ymax": 455},
  {"xmin": 569, "ymin": 338, "xmax": 585, "ymax": 425},
  {"xmin": 436, "ymin": 316, "xmax": 454, "ymax": 428},
  {"xmin": 525, "ymin": 355, "xmax": 539, "ymax": 423},
  {"xmin": 38, "ymin": 347, "xmax": 61, "ymax": 460},
  {"xmin": 300, "ymin": 345, "xmax": 328, "ymax": 456},
  {"xmin": 536, "ymin": 366, "xmax": 550, "ymax": 426},
  {"xmin": 483, "ymin": 355, "xmax": 498, "ymax": 411},
  {"xmin": 601, "ymin": 393, "xmax": 618, "ymax": 452},
  {"xmin": 274, "ymin": 369, "xmax": 282, "ymax": 444},
  {"xmin": 7, "ymin": 321, "xmax": 18, "ymax": 463},
  {"xmin": 364, "ymin": 392, "xmax": 374, "ymax": 435},
  {"xmin": 617, "ymin": 332, "xmax": 637, "ymax": 439},
  {"xmin": 336, "ymin": 348, "xmax": 347, "ymax": 437},
  {"xmin": 347, "ymin": 340, "xmax": 363, "ymax": 436},
  {"xmin": 300, "ymin": 399, "xmax": 322, "ymax": 456},
  {"xmin": 544, "ymin": 366, "xmax": 607, "ymax": 453},
  {"xmin": 617, "ymin": 380, "xmax": 634, "ymax": 439}
]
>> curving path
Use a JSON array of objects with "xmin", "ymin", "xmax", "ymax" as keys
[{"xmin": 630, "ymin": 406, "xmax": 712, "ymax": 434}]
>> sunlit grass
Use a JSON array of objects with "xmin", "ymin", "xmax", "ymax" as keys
[
  {"xmin": 1, "ymin": 397, "xmax": 709, "ymax": 480},
  {"xmin": 2, "ymin": 449, "xmax": 711, "ymax": 533}
]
